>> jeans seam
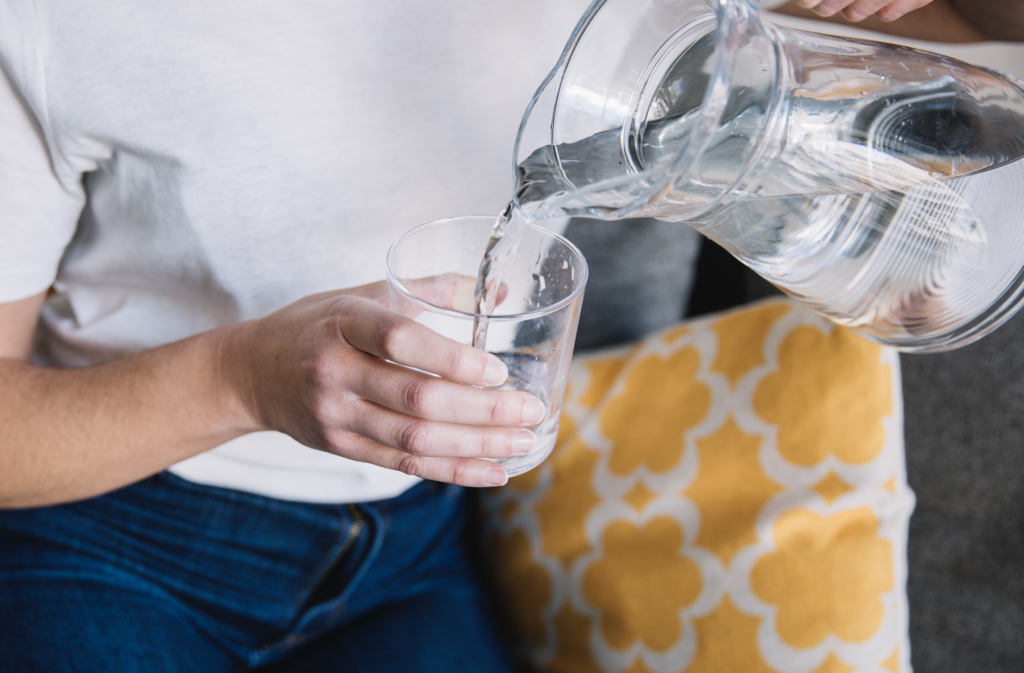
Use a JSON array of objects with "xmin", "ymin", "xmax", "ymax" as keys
[
  {"xmin": 246, "ymin": 505, "xmax": 352, "ymax": 663},
  {"xmin": 248, "ymin": 504, "xmax": 386, "ymax": 666},
  {"xmin": 291, "ymin": 504, "xmax": 354, "ymax": 615}
]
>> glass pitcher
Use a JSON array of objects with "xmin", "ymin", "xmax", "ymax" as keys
[{"xmin": 512, "ymin": 0, "xmax": 1024, "ymax": 352}]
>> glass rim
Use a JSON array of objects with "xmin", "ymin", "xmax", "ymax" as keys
[{"xmin": 385, "ymin": 215, "xmax": 589, "ymax": 322}]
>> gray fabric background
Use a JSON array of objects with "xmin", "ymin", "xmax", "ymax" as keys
[
  {"xmin": 901, "ymin": 311, "xmax": 1024, "ymax": 672},
  {"xmin": 562, "ymin": 218, "xmax": 703, "ymax": 352}
]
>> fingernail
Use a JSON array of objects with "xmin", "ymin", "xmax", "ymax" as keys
[
  {"xmin": 482, "ymin": 357, "xmax": 508, "ymax": 387},
  {"xmin": 484, "ymin": 467, "xmax": 508, "ymax": 486},
  {"xmin": 522, "ymin": 398, "xmax": 545, "ymax": 425},
  {"xmin": 512, "ymin": 430, "xmax": 536, "ymax": 455}
]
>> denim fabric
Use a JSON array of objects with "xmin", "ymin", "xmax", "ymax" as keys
[{"xmin": 0, "ymin": 474, "xmax": 519, "ymax": 672}]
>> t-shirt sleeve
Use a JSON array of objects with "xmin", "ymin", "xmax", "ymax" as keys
[{"xmin": 0, "ymin": 63, "xmax": 85, "ymax": 303}]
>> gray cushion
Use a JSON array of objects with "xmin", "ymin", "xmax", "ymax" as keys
[
  {"xmin": 563, "ymin": 218, "xmax": 703, "ymax": 352},
  {"xmin": 902, "ymin": 310, "xmax": 1024, "ymax": 671}
]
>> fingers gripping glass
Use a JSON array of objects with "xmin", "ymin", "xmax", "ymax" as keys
[{"xmin": 387, "ymin": 216, "xmax": 588, "ymax": 477}]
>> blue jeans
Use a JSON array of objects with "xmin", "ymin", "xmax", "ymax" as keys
[{"xmin": 0, "ymin": 473, "xmax": 519, "ymax": 672}]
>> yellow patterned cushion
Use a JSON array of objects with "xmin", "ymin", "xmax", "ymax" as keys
[{"xmin": 480, "ymin": 298, "xmax": 914, "ymax": 673}]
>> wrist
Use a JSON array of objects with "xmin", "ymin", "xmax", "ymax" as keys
[{"xmin": 209, "ymin": 320, "xmax": 266, "ymax": 436}]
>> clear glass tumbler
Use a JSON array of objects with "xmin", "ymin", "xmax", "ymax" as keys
[{"xmin": 386, "ymin": 216, "xmax": 588, "ymax": 477}]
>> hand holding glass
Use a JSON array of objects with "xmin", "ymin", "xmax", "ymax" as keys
[{"xmin": 387, "ymin": 216, "xmax": 588, "ymax": 477}]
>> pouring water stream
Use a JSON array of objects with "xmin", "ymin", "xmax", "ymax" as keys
[{"xmin": 470, "ymin": 0, "xmax": 1024, "ymax": 353}]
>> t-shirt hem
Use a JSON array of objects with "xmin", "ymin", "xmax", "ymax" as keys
[{"xmin": 168, "ymin": 453, "xmax": 423, "ymax": 504}]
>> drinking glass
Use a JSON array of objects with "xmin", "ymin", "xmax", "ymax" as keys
[{"xmin": 386, "ymin": 216, "xmax": 588, "ymax": 477}]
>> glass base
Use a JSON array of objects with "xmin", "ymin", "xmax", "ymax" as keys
[{"xmin": 496, "ymin": 436, "xmax": 557, "ymax": 478}]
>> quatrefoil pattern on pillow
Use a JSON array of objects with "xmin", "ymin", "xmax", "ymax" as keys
[{"xmin": 481, "ymin": 299, "xmax": 914, "ymax": 673}]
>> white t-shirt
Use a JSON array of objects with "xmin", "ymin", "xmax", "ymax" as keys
[
  {"xmin": 0, "ymin": 0, "xmax": 591, "ymax": 503},
  {"xmin": 4, "ymin": 3, "xmax": 1021, "ymax": 504}
]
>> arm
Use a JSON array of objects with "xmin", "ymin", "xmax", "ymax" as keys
[
  {"xmin": 775, "ymin": 0, "xmax": 1024, "ymax": 43},
  {"xmin": 0, "ymin": 291, "xmax": 251, "ymax": 508},
  {"xmin": 0, "ymin": 282, "xmax": 537, "ymax": 508},
  {"xmin": 950, "ymin": 0, "xmax": 1024, "ymax": 43}
]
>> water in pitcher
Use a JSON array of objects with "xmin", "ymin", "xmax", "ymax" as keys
[{"xmin": 472, "ymin": 66, "xmax": 1024, "ymax": 350}]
